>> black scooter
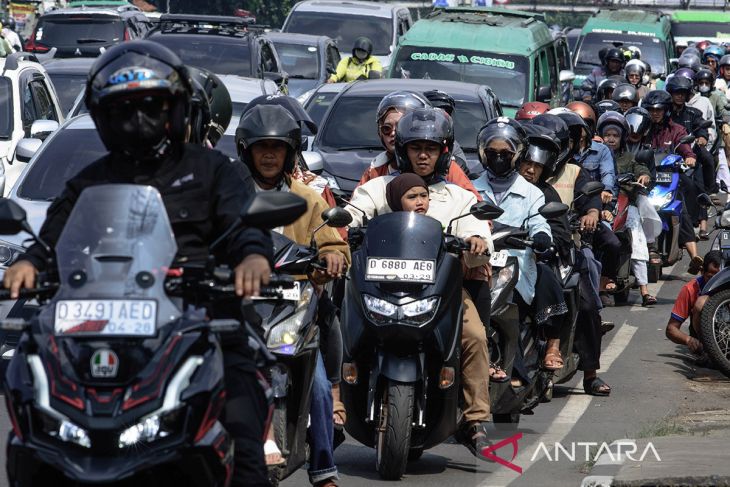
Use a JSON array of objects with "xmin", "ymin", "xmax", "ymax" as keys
[
  {"xmin": 340, "ymin": 203, "xmax": 501, "ymax": 480},
  {"xmin": 0, "ymin": 186, "xmax": 306, "ymax": 486}
]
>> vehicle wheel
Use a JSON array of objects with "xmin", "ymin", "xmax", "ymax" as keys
[
  {"xmin": 613, "ymin": 287, "xmax": 630, "ymax": 305},
  {"xmin": 408, "ymin": 447, "xmax": 424, "ymax": 462},
  {"xmin": 700, "ymin": 291, "xmax": 730, "ymax": 377},
  {"xmin": 267, "ymin": 401, "xmax": 287, "ymax": 486},
  {"xmin": 375, "ymin": 380, "xmax": 414, "ymax": 480}
]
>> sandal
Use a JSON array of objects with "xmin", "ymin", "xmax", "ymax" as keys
[
  {"xmin": 264, "ymin": 439, "xmax": 285, "ymax": 466},
  {"xmin": 333, "ymin": 399, "xmax": 347, "ymax": 450},
  {"xmin": 454, "ymin": 421, "xmax": 492, "ymax": 461},
  {"xmin": 583, "ymin": 376, "xmax": 611, "ymax": 396},
  {"xmin": 642, "ymin": 294, "xmax": 657, "ymax": 307},
  {"xmin": 699, "ymin": 230, "xmax": 710, "ymax": 241},
  {"xmin": 314, "ymin": 478, "xmax": 339, "ymax": 487},
  {"xmin": 489, "ymin": 362, "xmax": 510, "ymax": 383},
  {"xmin": 542, "ymin": 348, "xmax": 564, "ymax": 371},
  {"xmin": 688, "ymin": 255, "xmax": 704, "ymax": 275}
]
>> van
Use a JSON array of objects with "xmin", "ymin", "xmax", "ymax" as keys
[
  {"xmin": 671, "ymin": 11, "xmax": 730, "ymax": 48},
  {"xmin": 573, "ymin": 10, "xmax": 674, "ymax": 89},
  {"xmin": 282, "ymin": 0, "xmax": 412, "ymax": 71},
  {"xmin": 387, "ymin": 7, "xmax": 574, "ymax": 117}
]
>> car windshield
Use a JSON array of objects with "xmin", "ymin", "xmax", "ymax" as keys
[
  {"xmin": 575, "ymin": 32, "xmax": 668, "ymax": 74},
  {"xmin": 285, "ymin": 12, "xmax": 393, "ymax": 56},
  {"xmin": 47, "ymin": 73, "xmax": 87, "ymax": 115},
  {"xmin": 305, "ymin": 91, "xmax": 338, "ymax": 126},
  {"xmin": 35, "ymin": 18, "xmax": 123, "ymax": 45},
  {"xmin": 319, "ymin": 95, "xmax": 487, "ymax": 152},
  {"xmin": 672, "ymin": 21, "xmax": 730, "ymax": 39},
  {"xmin": 0, "ymin": 78, "xmax": 12, "ymax": 139},
  {"xmin": 18, "ymin": 128, "xmax": 107, "ymax": 200},
  {"xmin": 392, "ymin": 47, "xmax": 528, "ymax": 108},
  {"xmin": 149, "ymin": 35, "xmax": 252, "ymax": 76},
  {"xmin": 275, "ymin": 42, "xmax": 319, "ymax": 79}
]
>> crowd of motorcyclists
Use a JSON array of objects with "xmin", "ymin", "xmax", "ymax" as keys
[{"xmin": 3, "ymin": 8, "xmax": 730, "ymax": 486}]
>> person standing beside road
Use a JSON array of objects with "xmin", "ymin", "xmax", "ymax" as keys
[
  {"xmin": 327, "ymin": 37, "xmax": 382, "ymax": 83},
  {"xmin": 666, "ymin": 251, "xmax": 722, "ymax": 354}
]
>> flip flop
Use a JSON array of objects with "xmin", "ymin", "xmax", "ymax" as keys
[
  {"xmin": 542, "ymin": 348, "xmax": 564, "ymax": 371},
  {"xmin": 583, "ymin": 376, "xmax": 611, "ymax": 397},
  {"xmin": 264, "ymin": 439, "xmax": 285, "ymax": 466},
  {"xmin": 489, "ymin": 362, "xmax": 510, "ymax": 383},
  {"xmin": 333, "ymin": 400, "xmax": 347, "ymax": 450}
]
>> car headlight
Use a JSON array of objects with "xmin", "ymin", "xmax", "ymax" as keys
[
  {"xmin": 491, "ymin": 263, "xmax": 516, "ymax": 304},
  {"xmin": 648, "ymin": 191, "xmax": 673, "ymax": 211},
  {"xmin": 0, "ymin": 240, "xmax": 24, "ymax": 268},
  {"xmin": 363, "ymin": 295, "xmax": 439, "ymax": 326}
]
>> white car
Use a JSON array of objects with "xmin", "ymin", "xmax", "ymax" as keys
[{"xmin": 0, "ymin": 52, "xmax": 64, "ymax": 196}]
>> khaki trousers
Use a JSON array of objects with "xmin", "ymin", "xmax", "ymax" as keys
[{"xmin": 461, "ymin": 289, "xmax": 491, "ymax": 422}]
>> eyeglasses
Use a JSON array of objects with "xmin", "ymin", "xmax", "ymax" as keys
[
  {"xmin": 379, "ymin": 124, "xmax": 396, "ymax": 136},
  {"xmin": 484, "ymin": 149, "xmax": 515, "ymax": 160}
]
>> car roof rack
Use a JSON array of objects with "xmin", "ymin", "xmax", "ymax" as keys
[
  {"xmin": 157, "ymin": 14, "xmax": 256, "ymax": 37},
  {"xmin": 3, "ymin": 52, "xmax": 40, "ymax": 72},
  {"xmin": 67, "ymin": 0, "xmax": 134, "ymax": 8}
]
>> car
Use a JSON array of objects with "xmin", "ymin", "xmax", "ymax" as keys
[
  {"xmin": 388, "ymin": 7, "xmax": 574, "ymax": 117},
  {"xmin": 308, "ymin": 78, "xmax": 502, "ymax": 195},
  {"xmin": 41, "ymin": 57, "xmax": 95, "ymax": 116},
  {"xmin": 25, "ymin": 2, "xmax": 154, "ymax": 58},
  {"xmin": 671, "ymin": 10, "xmax": 730, "ymax": 47},
  {"xmin": 0, "ymin": 52, "xmax": 65, "ymax": 196},
  {"xmin": 282, "ymin": 0, "xmax": 413, "ymax": 70},
  {"xmin": 266, "ymin": 32, "xmax": 341, "ymax": 98},
  {"xmin": 146, "ymin": 14, "xmax": 288, "ymax": 91}
]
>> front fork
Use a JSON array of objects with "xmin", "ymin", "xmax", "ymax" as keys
[{"xmin": 366, "ymin": 350, "xmax": 427, "ymax": 428}]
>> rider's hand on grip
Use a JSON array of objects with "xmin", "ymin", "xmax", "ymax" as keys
[
  {"xmin": 235, "ymin": 254, "xmax": 271, "ymax": 298},
  {"xmin": 3, "ymin": 261, "xmax": 38, "ymax": 300}
]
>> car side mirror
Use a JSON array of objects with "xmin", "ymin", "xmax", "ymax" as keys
[
  {"xmin": 15, "ymin": 138, "xmax": 42, "ymax": 163},
  {"xmin": 239, "ymin": 192, "xmax": 307, "ymax": 229},
  {"xmin": 300, "ymin": 135, "xmax": 309, "ymax": 152},
  {"xmin": 559, "ymin": 70, "xmax": 576, "ymax": 83},
  {"xmin": 538, "ymin": 201, "xmax": 569, "ymax": 219},
  {"xmin": 30, "ymin": 120, "xmax": 58, "ymax": 141},
  {"xmin": 470, "ymin": 201, "xmax": 504, "ymax": 220},
  {"xmin": 302, "ymin": 150, "xmax": 324, "ymax": 174},
  {"xmin": 537, "ymin": 85, "xmax": 552, "ymax": 102},
  {"xmin": 0, "ymin": 199, "xmax": 32, "ymax": 235},
  {"xmin": 579, "ymin": 181, "xmax": 605, "ymax": 198},
  {"xmin": 321, "ymin": 207, "xmax": 352, "ymax": 228},
  {"xmin": 264, "ymin": 71, "xmax": 285, "ymax": 85}
]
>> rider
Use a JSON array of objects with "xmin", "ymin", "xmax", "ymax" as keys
[
  {"xmin": 327, "ymin": 37, "xmax": 382, "ymax": 83},
  {"xmin": 624, "ymin": 106, "xmax": 655, "ymax": 174},
  {"xmin": 423, "ymin": 89, "xmax": 470, "ymax": 175},
  {"xmin": 695, "ymin": 67, "xmax": 730, "ymax": 192},
  {"xmin": 235, "ymin": 104, "xmax": 350, "ymax": 487},
  {"xmin": 2, "ymin": 41, "xmax": 274, "ymax": 487},
  {"xmin": 346, "ymin": 107, "xmax": 494, "ymax": 457},
  {"xmin": 612, "ymin": 83, "xmax": 639, "ymax": 113},
  {"xmin": 516, "ymin": 101, "xmax": 551, "ymax": 121},
  {"xmin": 594, "ymin": 76, "xmax": 625, "ymax": 102},
  {"xmin": 358, "ymin": 91, "xmax": 479, "ymax": 198},
  {"xmin": 0, "ymin": 22, "xmax": 13, "ymax": 58},
  {"xmin": 625, "ymin": 59, "xmax": 649, "ymax": 98},
  {"xmin": 643, "ymin": 89, "xmax": 703, "ymax": 274},
  {"xmin": 581, "ymin": 47, "xmax": 625, "ymax": 101},
  {"xmin": 717, "ymin": 55, "xmax": 730, "ymax": 95},
  {"xmin": 703, "ymin": 45, "xmax": 725, "ymax": 77}
]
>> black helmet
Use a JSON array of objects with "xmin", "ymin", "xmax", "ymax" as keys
[
  {"xmin": 695, "ymin": 68, "xmax": 716, "ymax": 95},
  {"xmin": 595, "ymin": 99, "xmax": 621, "ymax": 116},
  {"xmin": 597, "ymin": 110, "xmax": 630, "ymax": 147},
  {"xmin": 187, "ymin": 67, "xmax": 232, "ymax": 148},
  {"xmin": 596, "ymin": 76, "xmax": 624, "ymax": 101},
  {"xmin": 235, "ymin": 104, "xmax": 301, "ymax": 175},
  {"xmin": 188, "ymin": 67, "xmax": 213, "ymax": 146},
  {"xmin": 612, "ymin": 83, "xmax": 638, "ymax": 104},
  {"xmin": 206, "ymin": 72, "xmax": 232, "ymax": 147},
  {"xmin": 477, "ymin": 117, "xmax": 527, "ymax": 177},
  {"xmin": 352, "ymin": 36, "xmax": 373, "ymax": 59},
  {"xmin": 665, "ymin": 74, "xmax": 693, "ymax": 95},
  {"xmin": 624, "ymin": 106, "xmax": 652, "ymax": 137},
  {"xmin": 86, "ymin": 40, "xmax": 193, "ymax": 162},
  {"xmin": 423, "ymin": 89, "xmax": 455, "ymax": 115},
  {"xmin": 394, "ymin": 107, "xmax": 453, "ymax": 176},
  {"xmin": 522, "ymin": 123, "xmax": 560, "ymax": 180},
  {"xmin": 244, "ymin": 94, "xmax": 318, "ymax": 135},
  {"xmin": 376, "ymin": 90, "xmax": 431, "ymax": 124},
  {"xmin": 531, "ymin": 114, "xmax": 571, "ymax": 168},
  {"xmin": 678, "ymin": 53, "xmax": 701, "ymax": 72},
  {"xmin": 3, "ymin": 17, "xmax": 15, "ymax": 31},
  {"xmin": 604, "ymin": 48, "xmax": 625, "ymax": 65},
  {"xmin": 549, "ymin": 107, "xmax": 589, "ymax": 152},
  {"xmin": 720, "ymin": 54, "xmax": 730, "ymax": 68},
  {"xmin": 641, "ymin": 90, "xmax": 672, "ymax": 120}
]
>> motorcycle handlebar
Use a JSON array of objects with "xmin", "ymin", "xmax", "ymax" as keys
[{"xmin": 0, "ymin": 284, "xmax": 59, "ymax": 301}]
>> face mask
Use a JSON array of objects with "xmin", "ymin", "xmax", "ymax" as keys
[
  {"xmin": 699, "ymin": 85, "xmax": 712, "ymax": 94},
  {"xmin": 117, "ymin": 107, "xmax": 170, "ymax": 162},
  {"xmin": 642, "ymin": 74, "xmax": 650, "ymax": 86},
  {"xmin": 485, "ymin": 151, "xmax": 515, "ymax": 177}
]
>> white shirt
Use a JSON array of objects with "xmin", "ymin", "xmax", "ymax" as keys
[{"xmin": 688, "ymin": 93, "xmax": 717, "ymax": 145}]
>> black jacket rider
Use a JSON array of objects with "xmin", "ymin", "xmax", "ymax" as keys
[{"xmin": 671, "ymin": 105, "xmax": 709, "ymax": 141}]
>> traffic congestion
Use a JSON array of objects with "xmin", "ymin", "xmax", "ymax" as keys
[{"xmin": 0, "ymin": 1, "xmax": 730, "ymax": 486}]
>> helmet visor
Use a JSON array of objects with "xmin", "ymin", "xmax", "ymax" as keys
[
  {"xmin": 625, "ymin": 112, "xmax": 649, "ymax": 134},
  {"xmin": 524, "ymin": 144, "xmax": 556, "ymax": 166}
]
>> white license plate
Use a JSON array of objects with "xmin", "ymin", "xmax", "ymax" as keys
[
  {"xmin": 489, "ymin": 250, "xmax": 509, "ymax": 267},
  {"xmin": 655, "ymin": 172, "xmax": 672, "ymax": 184},
  {"xmin": 721, "ymin": 231, "xmax": 730, "ymax": 249},
  {"xmin": 365, "ymin": 258, "xmax": 435, "ymax": 283},
  {"xmin": 55, "ymin": 300, "xmax": 157, "ymax": 336}
]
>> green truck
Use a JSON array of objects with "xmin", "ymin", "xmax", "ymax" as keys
[
  {"xmin": 572, "ymin": 10, "xmax": 674, "ymax": 90},
  {"xmin": 387, "ymin": 7, "xmax": 574, "ymax": 117},
  {"xmin": 671, "ymin": 11, "xmax": 730, "ymax": 48}
]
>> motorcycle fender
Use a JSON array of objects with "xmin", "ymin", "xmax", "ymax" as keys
[
  {"xmin": 701, "ymin": 269, "xmax": 730, "ymax": 296},
  {"xmin": 377, "ymin": 352, "xmax": 421, "ymax": 383}
]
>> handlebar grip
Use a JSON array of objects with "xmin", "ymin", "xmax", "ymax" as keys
[{"xmin": 0, "ymin": 285, "xmax": 58, "ymax": 301}]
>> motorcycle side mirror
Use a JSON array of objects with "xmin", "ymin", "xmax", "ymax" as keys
[
  {"xmin": 469, "ymin": 201, "xmax": 504, "ymax": 221},
  {"xmin": 698, "ymin": 193, "xmax": 713, "ymax": 208},
  {"xmin": 678, "ymin": 134, "xmax": 695, "ymax": 145},
  {"xmin": 538, "ymin": 201, "xmax": 569, "ymax": 219},
  {"xmin": 240, "ymin": 192, "xmax": 307, "ymax": 229},
  {"xmin": 578, "ymin": 181, "xmax": 604, "ymax": 198},
  {"xmin": 321, "ymin": 207, "xmax": 353, "ymax": 228},
  {"xmin": 618, "ymin": 173, "xmax": 635, "ymax": 185},
  {"xmin": 698, "ymin": 120, "xmax": 713, "ymax": 130},
  {"xmin": 0, "ymin": 199, "xmax": 32, "ymax": 236}
]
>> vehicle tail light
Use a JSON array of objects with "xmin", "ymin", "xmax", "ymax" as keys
[
  {"xmin": 25, "ymin": 33, "xmax": 49, "ymax": 53},
  {"xmin": 5, "ymin": 396, "xmax": 23, "ymax": 442},
  {"xmin": 124, "ymin": 28, "xmax": 130, "ymax": 41}
]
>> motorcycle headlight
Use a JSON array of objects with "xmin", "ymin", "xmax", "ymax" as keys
[
  {"xmin": 267, "ymin": 308, "xmax": 307, "ymax": 353},
  {"xmin": 363, "ymin": 295, "xmax": 439, "ymax": 326},
  {"xmin": 401, "ymin": 297, "xmax": 439, "ymax": 325},
  {"xmin": 119, "ymin": 415, "xmax": 161, "ymax": 448},
  {"xmin": 363, "ymin": 295, "xmax": 398, "ymax": 324},
  {"xmin": 721, "ymin": 210, "xmax": 730, "ymax": 228},
  {"xmin": 39, "ymin": 412, "xmax": 91, "ymax": 449},
  {"xmin": 648, "ymin": 191, "xmax": 673, "ymax": 211},
  {"xmin": 491, "ymin": 263, "xmax": 516, "ymax": 304},
  {"xmin": 0, "ymin": 240, "xmax": 24, "ymax": 268}
]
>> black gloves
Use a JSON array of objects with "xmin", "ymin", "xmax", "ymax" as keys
[{"xmin": 532, "ymin": 231, "xmax": 552, "ymax": 253}]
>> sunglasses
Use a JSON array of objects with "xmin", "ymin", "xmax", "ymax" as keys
[
  {"xmin": 484, "ymin": 149, "xmax": 516, "ymax": 159},
  {"xmin": 379, "ymin": 124, "xmax": 396, "ymax": 136}
]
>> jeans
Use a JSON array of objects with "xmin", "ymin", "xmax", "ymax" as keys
[{"xmin": 308, "ymin": 352, "xmax": 338, "ymax": 484}]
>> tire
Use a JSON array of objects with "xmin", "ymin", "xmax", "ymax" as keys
[
  {"xmin": 407, "ymin": 447, "xmax": 424, "ymax": 462},
  {"xmin": 375, "ymin": 381, "xmax": 414, "ymax": 480},
  {"xmin": 700, "ymin": 291, "xmax": 730, "ymax": 377},
  {"xmin": 267, "ymin": 401, "xmax": 287, "ymax": 486}
]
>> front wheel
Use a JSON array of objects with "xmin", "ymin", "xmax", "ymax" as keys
[
  {"xmin": 375, "ymin": 380, "xmax": 414, "ymax": 480},
  {"xmin": 700, "ymin": 290, "xmax": 730, "ymax": 377}
]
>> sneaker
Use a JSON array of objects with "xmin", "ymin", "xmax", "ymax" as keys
[
  {"xmin": 600, "ymin": 321, "xmax": 615, "ymax": 335},
  {"xmin": 688, "ymin": 255, "xmax": 704, "ymax": 275}
]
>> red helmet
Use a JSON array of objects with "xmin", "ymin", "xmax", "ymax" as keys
[
  {"xmin": 515, "ymin": 101, "xmax": 550, "ymax": 121},
  {"xmin": 696, "ymin": 40, "xmax": 712, "ymax": 53}
]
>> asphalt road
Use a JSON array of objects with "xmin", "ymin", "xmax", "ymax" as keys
[{"xmin": 0, "ymin": 237, "xmax": 727, "ymax": 486}]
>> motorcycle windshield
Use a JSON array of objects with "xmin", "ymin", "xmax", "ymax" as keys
[
  {"xmin": 46, "ymin": 185, "xmax": 181, "ymax": 337},
  {"xmin": 364, "ymin": 212, "xmax": 443, "ymax": 260}
]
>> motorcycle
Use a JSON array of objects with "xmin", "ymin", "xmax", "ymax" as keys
[
  {"xmin": 0, "ymin": 185, "xmax": 307, "ymax": 486},
  {"xmin": 610, "ymin": 173, "xmax": 646, "ymax": 304},
  {"xmin": 340, "ymin": 202, "xmax": 501, "ymax": 480},
  {"xmin": 254, "ymin": 208, "xmax": 352, "ymax": 486},
  {"xmin": 646, "ymin": 136, "xmax": 694, "ymax": 282}
]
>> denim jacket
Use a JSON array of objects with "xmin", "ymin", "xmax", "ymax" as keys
[
  {"xmin": 474, "ymin": 174, "xmax": 551, "ymax": 304},
  {"xmin": 575, "ymin": 140, "xmax": 617, "ymax": 196}
]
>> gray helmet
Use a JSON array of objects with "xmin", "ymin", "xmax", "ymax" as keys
[
  {"xmin": 376, "ymin": 90, "xmax": 431, "ymax": 124},
  {"xmin": 597, "ymin": 110, "xmax": 630, "ymax": 147},
  {"xmin": 235, "ymin": 104, "xmax": 301, "ymax": 174},
  {"xmin": 352, "ymin": 37, "xmax": 373, "ymax": 58},
  {"xmin": 477, "ymin": 117, "xmax": 527, "ymax": 177},
  {"xmin": 394, "ymin": 107, "xmax": 453, "ymax": 176},
  {"xmin": 720, "ymin": 54, "xmax": 730, "ymax": 68},
  {"xmin": 612, "ymin": 83, "xmax": 639, "ymax": 104},
  {"xmin": 678, "ymin": 53, "xmax": 701, "ymax": 72}
]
